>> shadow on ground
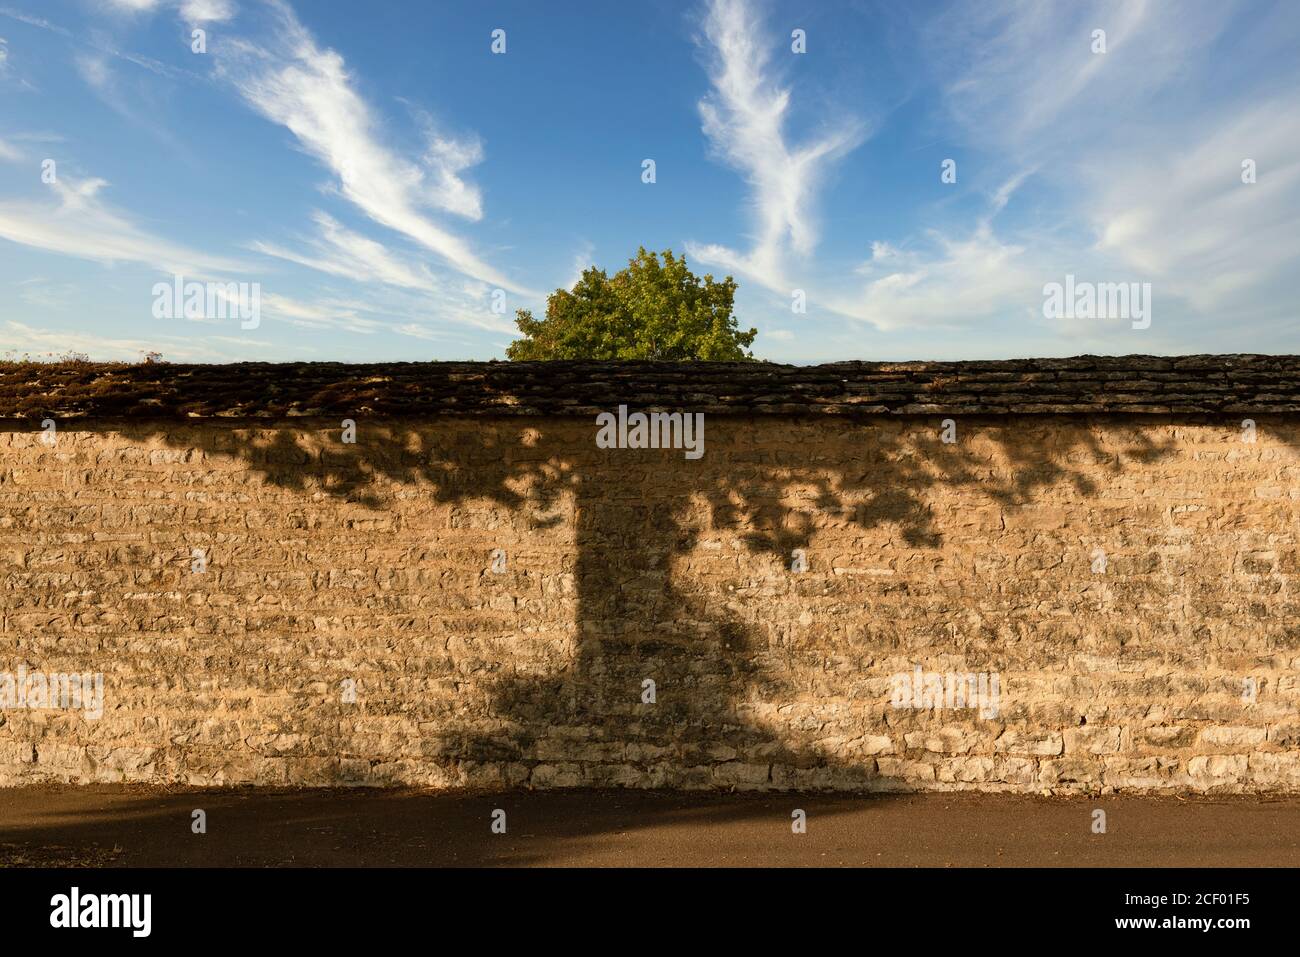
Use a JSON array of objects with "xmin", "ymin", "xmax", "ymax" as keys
[{"xmin": 2, "ymin": 785, "xmax": 1299, "ymax": 867}]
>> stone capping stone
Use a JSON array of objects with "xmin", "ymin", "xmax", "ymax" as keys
[{"xmin": 4, "ymin": 355, "xmax": 1300, "ymax": 419}]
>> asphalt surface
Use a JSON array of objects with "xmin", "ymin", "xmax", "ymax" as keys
[{"xmin": 2, "ymin": 786, "xmax": 1298, "ymax": 867}]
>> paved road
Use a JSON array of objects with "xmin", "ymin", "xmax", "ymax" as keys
[{"xmin": 2, "ymin": 786, "xmax": 1298, "ymax": 867}]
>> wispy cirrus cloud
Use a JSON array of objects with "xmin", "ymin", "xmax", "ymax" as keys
[
  {"xmin": 0, "ymin": 7, "xmax": 71, "ymax": 37},
  {"xmin": 15, "ymin": 276, "xmax": 77, "ymax": 310},
  {"xmin": 250, "ymin": 211, "xmax": 516, "ymax": 335},
  {"xmin": 825, "ymin": 0, "xmax": 1300, "ymax": 338},
  {"xmin": 943, "ymin": 0, "xmax": 1295, "ymax": 323},
  {"xmin": 103, "ymin": 0, "xmax": 165, "ymax": 12},
  {"xmin": 75, "ymin": 52, "xmax": 112, "ymax": 90},
  {"xmin": 0, "ymin": 30, "xmax": 40, "ymax": 92},
  {"xmin": 2, "ymin": 4, "xmax": 198, "ymax": 86},
  {"xmin": 687, "ymin": 0, "xmax": 865, "ymax": 292},
  {"xmin": 1082, "ymin": 97, "xmax": 1300, "ymax": 316},
  {"xmin": 0, "ymin": 174, "xmax": 252, "ymax": 276},
  {"xmin": 563, "ymin": 240, "xmax": 596, "ymax": 290},
  {"xmin": 405, "ymin": 102, "xmax": 486, "ymax": 222},
  {"xmin": 3, "ymin": 0, "xmax": 525, "ymax": 352},
  {"xmin": 73, "ymin": 46, "xmax": 202, "ymax": 153},
  {"xmin": 826, "ymin": 175, "xmax": 1042, "ymax": 331},
  {"xmin": 832, "ymin": 229, "xmax": 1037, "ymax": 332},
  {"xmin": 252, "ymin": 211, "xmax": 441, "ymax": 293},
  {"xmin": 213, "ymin": 0, "xmax": 532, "ymax": 294},
  {"xmin": 101, "ymin": 0, "xmax": 235, "ymax": 22},
  {"xmin": 258, "ymin": 283, "xmax": 514, "ymax": 339},
  {"xmin": 258, "ymin": 292, "xmax": 385, "ymax": 335},
  {"xmin": 0, "ymin": 130, "xmax": 61, "ymax": 164},
  {"xmin": 931, "ymin": 0, "xmax": 1232, "ymax": 153},
  {"xmin": 179, "ymin": 0, "xmax": 236, "ymax": 22},
  {"xmin": 421, "ymin": 132, "xmax": 484, "ymax": 222}
]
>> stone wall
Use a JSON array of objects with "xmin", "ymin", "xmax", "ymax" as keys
[{"xmin": 3, "ymin": 399, "xmax": 1298, "ymax": 792}]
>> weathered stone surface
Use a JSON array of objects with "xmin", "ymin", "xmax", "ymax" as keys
[
  {"xmin": 1188, "ymin": 755, "xmax": 1250, "ymax": 782},
  {"xmin": 7, "ymin": 354, "xmax": 1300, "ymax": 420},
  {"xmin": 1198, "ymin": 726, "xmax": 1268, "ymax": 750},
  {"xmin": 1063, "ymin": 726, "xmax": 1123, "ymax": 755},
  {"xmin": 995, "ymin": 731, "xmax": 1065, "ymax": 757},
  {"xmin": 2, "ymin": 360, "xmax": 1300, "ymax": 793}
]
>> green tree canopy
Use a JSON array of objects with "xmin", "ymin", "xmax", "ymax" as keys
[{"xmin": 506, "ymin": 247, "xmax": 757, "ymax": 361}]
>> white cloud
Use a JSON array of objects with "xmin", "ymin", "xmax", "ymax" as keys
[
  {"xmin": 2, "ymin": 7, "xmax": 194, "ymax": 84},
  {"xmin": 933, "ymin": 0, "xmax": 1236, "ymax": 154},
  {"xmin": 0, "ymin": 137, "xmax": 20, "ymax": 162},
  {"xmin": 213, "ymin": 0, "xmax": 531, "ymax": 294},
  {"xmin": 0, "ymin": 174, "xmax": 253, "ymax": 277},
  {"xmin": 0, "ymin": 8, "xmax": 71, "ymax": 37},
  {"xmin": 75, "ymin": 53, "xmax": 112, "ymax": 90},
  {"xmin": 392, "ymin": 323, "xmax": 448, "ymax": 341},
  {"xmin": 419, "ymin": 126, "xmax": 484, "ymax": 222},
  {"xmin": 179, "ymin": 0, "xmax": 236, "ymax": 23},
  {"xmin": 72, "ymin": 51, "xmax": 195, "ymax": 150},
  {"xmin": 687, "ymin": 0, "xmax": 865, "ymax": 292},
  {"xmin": 1085, "ymin": 99, "xmax": 1300, "ymax": 314},
  {"xmin": 813, "ymin": 166, "xmax": 1046, "ymax": 331},
  {"xmin": 15, "ymin": 277, "xmax": 76, "ymax": 310},
  {"xmin": 104, "ymin": 0, "xmax": 164, "ymax": 12},
  {"xmin": 252, "ymin": 211, "xmax": 442, "ymax": 292},
  {"xmin": 259, "ymin": 292, "xmax": 384, "ymax": 334},
  {"xmin": 250, "ymin": 218, "xmax": 516, "ymax": 337},
  {"xmin": 563, "ymin": 241, "xmax": 595, "ymax": 290},
  {"xmin": 830, "ymin": 223, "xmax": 1040, "ymax": 331},
  {"xmin": 100, "ymin": 0, "xmax": 235, "ymax": 21},
  {"xmin": 259, "ymin": 285, "xmax": 512, "ymax": 339},
  {"xmin": 828, "ymin": 0, "xmax": 1300, "ymax": 336},
  {"xmin": 867, "ymin": 241, "xmax": 897, "ymax": 263}
]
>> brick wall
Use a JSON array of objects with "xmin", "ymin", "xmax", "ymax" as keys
[{"xmin": 3, "ymin": 410, "xmax": 1297, "ymax": 792}]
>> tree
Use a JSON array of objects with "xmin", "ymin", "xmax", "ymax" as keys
[{"xmin": 506, "ymin": 247, "xmax": 757, "ymax": 361}]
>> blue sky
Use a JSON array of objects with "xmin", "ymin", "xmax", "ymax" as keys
[{"xmin": 0, "ymin": 0, "xmax": 1297, "ymax": 363}]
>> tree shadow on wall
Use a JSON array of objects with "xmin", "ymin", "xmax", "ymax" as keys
[{"xmin": 91, "ymin": 416, "xmax": 1175, "ymax": 791}]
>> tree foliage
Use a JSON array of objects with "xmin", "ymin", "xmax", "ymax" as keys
[{"xmin": 506, "ymin": 247, "xmax": 757, "ymax": 361}]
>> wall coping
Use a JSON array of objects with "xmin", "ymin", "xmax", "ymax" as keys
[{"xmin": 4, "ymin": 355, "xmax": 1300, "ymax": 419}]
